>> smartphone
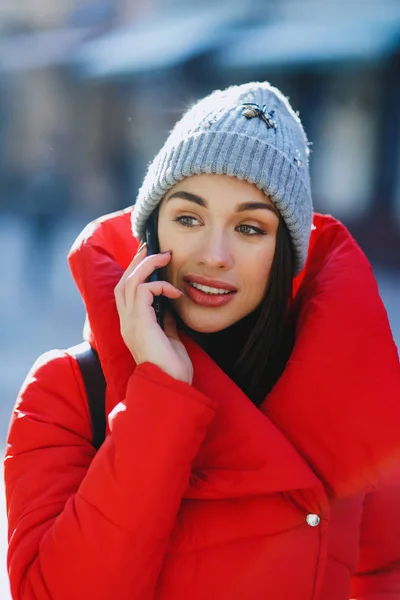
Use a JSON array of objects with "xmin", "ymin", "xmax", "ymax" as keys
[{"xmin": 145, "ymin": 211, "xmax": 164, "ymax": 330}]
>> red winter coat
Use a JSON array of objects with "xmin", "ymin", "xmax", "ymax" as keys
[{"xmin": 5, "ymin": 209, "xmax": 400, "ymax": 600}]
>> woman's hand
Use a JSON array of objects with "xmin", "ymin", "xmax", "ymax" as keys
[{"xmin": 114, "ymin": 245, "xmax": 194, "ymax": 385}]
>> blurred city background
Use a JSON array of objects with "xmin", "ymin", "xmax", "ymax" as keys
[{"xmin": 1, "ymin": 0, "xmax": 400, "ymax": 596}]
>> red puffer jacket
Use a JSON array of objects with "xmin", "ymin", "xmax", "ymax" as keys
[{"xmin": 4, "ymin": 209, "xmax": 400, "ymax": 600}]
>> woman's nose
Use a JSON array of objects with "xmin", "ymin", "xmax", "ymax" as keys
[{"xmin": 197, "ymin": 231, "xmax": 233, "ymax": 270}]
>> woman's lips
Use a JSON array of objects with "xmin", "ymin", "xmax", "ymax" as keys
[
  {"xmin": 183, "ymin": 277, "xmax": 237, "ymax": 308},
  {"xmin": 184, "ymin": 275, "xmax": 237, "ymax": 292}
]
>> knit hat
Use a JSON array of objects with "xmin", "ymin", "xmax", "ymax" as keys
[{"xmin": 132, "ymin": 81, "xmax": 313, "ymax": 274}]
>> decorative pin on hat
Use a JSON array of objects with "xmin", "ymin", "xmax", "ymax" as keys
[
  {"xmin": 294, "ymin": 149, "xmax": 303, "ymax": 168},
  {"xmin": 242, "ymin": 103, "xmax": 278, "ymax": 129}
]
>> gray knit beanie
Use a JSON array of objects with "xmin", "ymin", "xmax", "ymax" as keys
[{"xmin": 132, "ymin": 81, "xmax": 313, "ymax": 274}]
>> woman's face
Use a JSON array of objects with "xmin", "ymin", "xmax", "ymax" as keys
[{"xmin": 158, "ymin": 174, "xmax": 280, "ymax": 333}]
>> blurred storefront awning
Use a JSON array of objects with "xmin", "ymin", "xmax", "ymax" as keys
[
  {"xmin": 215, "ymin": 18, "xmax": 400, "ymax": 70},
  {"xmin": 0, "ymin": 28, "xmax": 91, "ymax": 73},
  {"xmin": 72, "ymin": 7, "xmax": 243, "ymax": 79}
]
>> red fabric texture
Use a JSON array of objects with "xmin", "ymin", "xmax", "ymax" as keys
[{"xmin": 4, "ymin": 208, "xmax": 400, "ymax": 600}]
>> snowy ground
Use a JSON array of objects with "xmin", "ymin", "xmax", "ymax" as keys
[{"xmin": 0, "ymin": 214, "xmax": 399, "ymax": 599}]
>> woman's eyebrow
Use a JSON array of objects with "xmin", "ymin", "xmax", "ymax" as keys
[
  {"xmin": 166, "ymin": 191, "xmax": 207, "ymax": 207},
  {"xmin": 166, "ymin": 192, "xmax": 278, "ymax": 216},
  {"xmin": 236, "ymin": 202, "xmax": 279, "ymax": 216}
]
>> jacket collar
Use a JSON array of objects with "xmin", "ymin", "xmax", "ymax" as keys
[{"xmin": 68, "ymin": 209, "xmax": 400, "ymax": 503}]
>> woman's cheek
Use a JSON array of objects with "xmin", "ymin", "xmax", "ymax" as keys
[{"xmin": 164, "ymin": 260, "xmax": 179, "ymax": 287}]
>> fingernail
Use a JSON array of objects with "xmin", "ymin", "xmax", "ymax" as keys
[
  {"xmin": 161, "ymin": 250, "xmax": 172, "ymax": 255},
  {"xmin": 136, "ymin": 241, "xmax": 147, "ymax": 254}
]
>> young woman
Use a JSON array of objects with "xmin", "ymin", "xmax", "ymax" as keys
[{"xmin": 5, "ymin": 82, "xmax": 400, "ymax": 600}]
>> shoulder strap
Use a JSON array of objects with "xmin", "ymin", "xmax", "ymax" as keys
[{"xmin": 69, "ymin": 342, "xmax": 107, "ymax": 451}]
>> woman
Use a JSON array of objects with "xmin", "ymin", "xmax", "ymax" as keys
[{"xmin": 5, "ymin": 82, "xmax": 400, "ymax": 600}]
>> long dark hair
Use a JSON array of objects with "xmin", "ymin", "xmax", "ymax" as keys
[
  {"xmin": 234, "ymin": 217, "xmax": 295, "ymax": 404},
  {"xmin": 182, "ymin": 218, "xmax": 295, "ymax": 406}
]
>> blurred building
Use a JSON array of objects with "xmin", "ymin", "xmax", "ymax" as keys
[
  {"xmin": 0, "ymin": 0, "xmax": 116, "ymax": 215},
  {"xmin": 1, "ymin": 0, "xmax": 400, "ymax": 265}
]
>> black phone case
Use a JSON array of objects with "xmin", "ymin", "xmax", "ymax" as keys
[{"xmin": 145, "ymin": 213, "xmax": 164, "ymax": 330}]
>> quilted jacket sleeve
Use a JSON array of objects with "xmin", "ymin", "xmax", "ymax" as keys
[
  {"xmin": 350, "ymin": 477, "xmax": 400, "ymax": 600},
  {"xmin": 4, "ymin": 351, "xmax": 216, "ymax": 600}
]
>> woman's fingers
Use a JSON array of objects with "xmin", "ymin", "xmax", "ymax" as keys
[
  {"xmin": 114, "ymin": 248, "xmax": 193, "ymax": 384},
  {"xmin": 135, "ymin": 280, "xmax": 182, "ymax": 310},
  {"xmin": 125, "ymin": 241, "xmax": 148, "ymax": 275},
  {"xmin": 115, "ymin": 242, "xmax": 147, "ymax": 294},
  {"xmin": 115, "ymin": 248, "xmax": 172, "ymax": 307},
  {"xmin": 122, "ymin": 251, "xmax": 172, "ymax": 302}
]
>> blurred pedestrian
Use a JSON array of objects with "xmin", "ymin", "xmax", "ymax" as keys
[
  {"xmin": 22, "ymin": 134, "xmax": 71, "ymax": 298},
  {"xmin": 4, "ymin": 82, "xmax": 400, "ymax": 600}
]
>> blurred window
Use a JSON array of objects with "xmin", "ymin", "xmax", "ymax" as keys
[
  {"xmin": 69, "ymin": 1, "xmax": 115, "ymax": 28},
  {"xmin": 311, "ymin": 70, "xmax": 379, "ymax": 220}
]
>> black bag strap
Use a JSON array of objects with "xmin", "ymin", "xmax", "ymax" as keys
[{"xmin": 69, "ymin": 342, "xmax": 107, "ymax": 451}]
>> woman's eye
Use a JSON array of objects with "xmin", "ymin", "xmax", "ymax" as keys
[
  {"xmin": 237, "ymin": 224, "xmax": 265, "ymax": 236},
  {"xmin": 173, "ymin": 215, "xmax": 199, "ymax": 227}
]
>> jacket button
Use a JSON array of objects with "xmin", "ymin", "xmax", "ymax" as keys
[{"xmin": 306, "ymin": 514, "xmax": 320, "ymax": 527}]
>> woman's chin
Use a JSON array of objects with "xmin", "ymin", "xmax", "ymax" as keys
[
  {"xmin": 175, "ymin": 306, "xmax": 235, "ymax": 334},
  {"xmin": 186, "ymin": 322, "xmax": 226, "ymax": 334}
]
